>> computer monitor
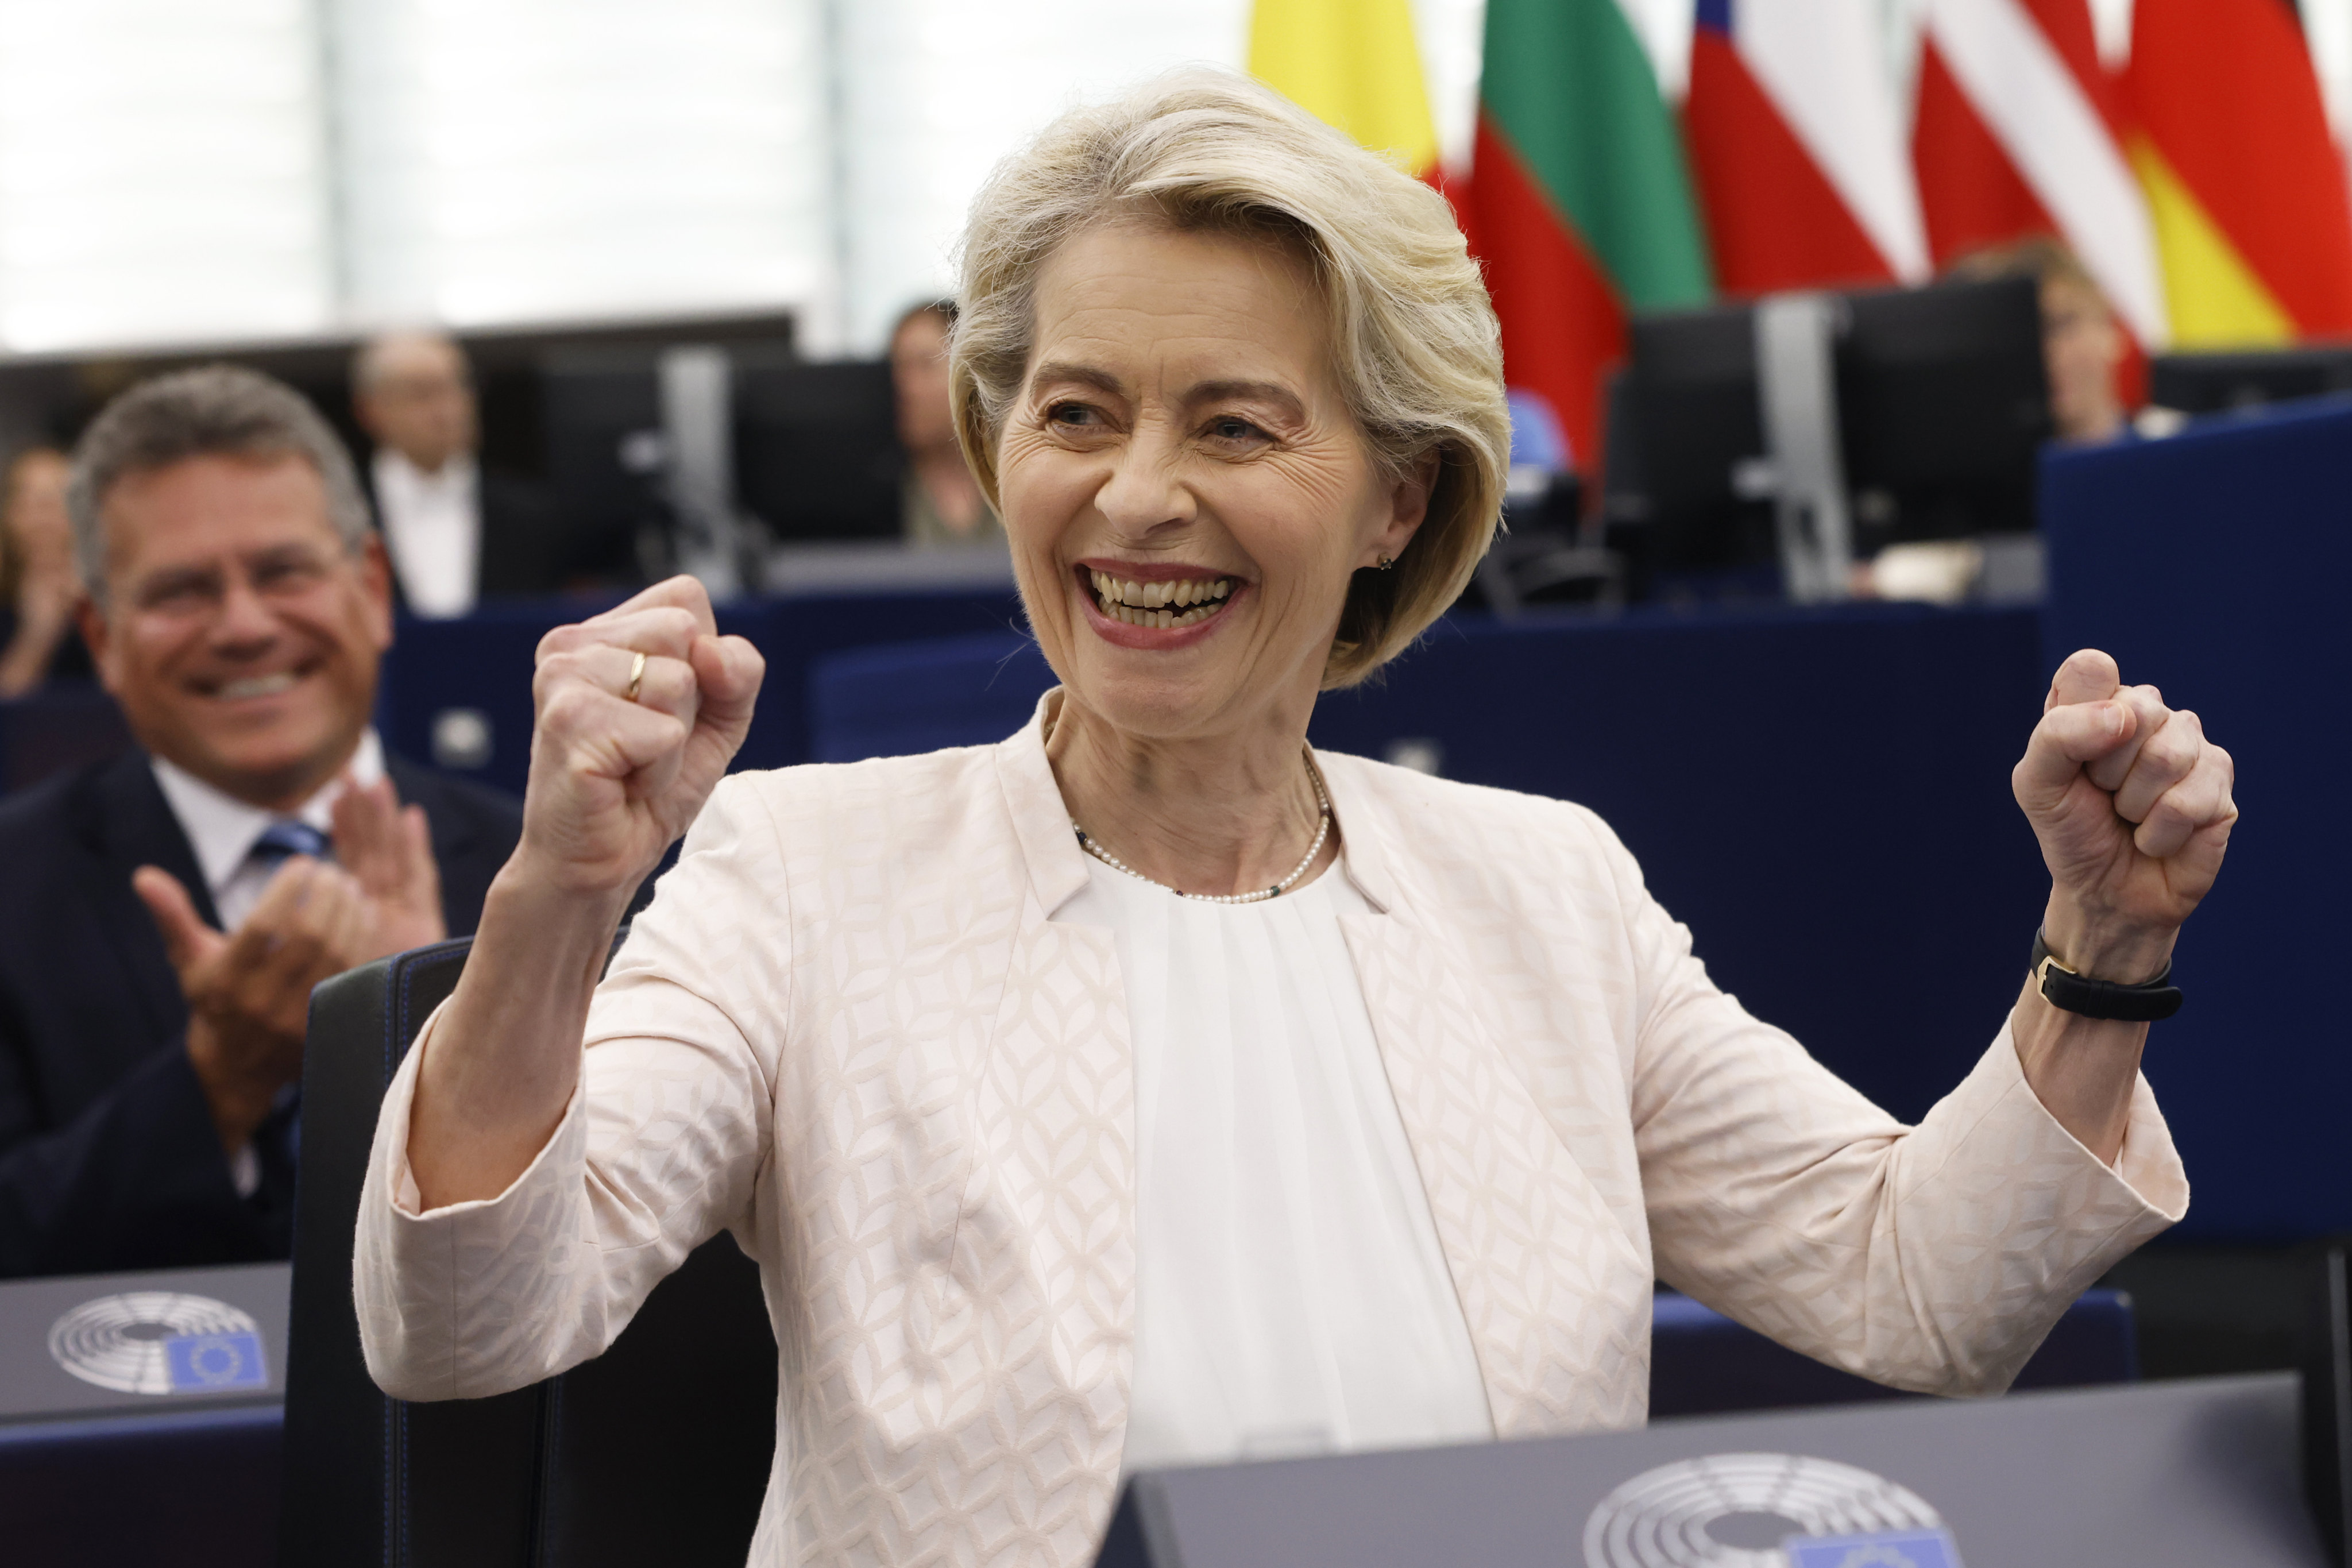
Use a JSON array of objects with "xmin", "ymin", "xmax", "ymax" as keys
[
  {"xmin": 1602, "ymin": 304, "xmax": 1778, "ymax": 581},
  {"xmin": 1837, "ymin": 274, "xmax": 2049, "ymax": 546},
  {"xmin": 2150, "ymin": 346, "xmax": 2352, "ymax": 416},
  {"xmin": 1602, "ymin": 275, "xmax": 2050, "ymax": 586},
  {"xmin": 733, "ymin": 358, "xmax": 903, "ymax": 543},
  {"xmin": 540, "ymin": 347, "xmax": 667, "ymax": 571}
]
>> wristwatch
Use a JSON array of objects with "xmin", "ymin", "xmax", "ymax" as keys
[{"xmin": 2029, "ymin": 930, "xmax": 2183, "ymax": 1022}]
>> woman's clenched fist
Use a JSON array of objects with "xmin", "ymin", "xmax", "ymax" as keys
[
  {"xmin": 514, "ymin": 576, "xmax": 765, "ymax": 897},
  {"xmin": 2013, "ymin": 648, "xmax": 2236, "ymax": 983}
]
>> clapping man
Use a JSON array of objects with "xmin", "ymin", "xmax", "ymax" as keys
[{"xmin": 0, "ymin": 366, "xmax": 520, "ymax": 1278}]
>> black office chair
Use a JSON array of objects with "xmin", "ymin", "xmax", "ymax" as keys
[{"xmin": 277, "ymin": 937, "xmax": 777, "ymax": 1567}]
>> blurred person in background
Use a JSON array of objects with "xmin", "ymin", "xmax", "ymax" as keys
[
  {"xmin": 352, "ymin": 330, "xmax": 567, "ymax": 616},
  {"xmin": 891, "ymin": 300, "xmax": 1002, "ymax": 549},
  {"xmin": 0, "ymin": 366, "xmax": 520, "ymax": 1278},
  {"xmin": 1956, "ymin": 235, "xmax": 2127, "ymax": 447},
  {"xmin": 0, "ymin": 446, "xmax": 94, "ymax": 696},
  {"xmin": 1866, "ymin": 237, "xmax": 2127, "ymax": 603}
]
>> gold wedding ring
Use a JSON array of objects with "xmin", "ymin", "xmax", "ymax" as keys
[{"xmin": 624, "ymin": 650, "xmax": 647, "ymax": 704}]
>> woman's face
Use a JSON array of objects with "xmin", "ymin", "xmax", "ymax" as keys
[
  {"xmin": 998, "ymin": 223, "xmax": 1428, "ymax": 745},
  {"xmin": 6, "ymin": 451, "xmax": 73, "ymax": 576}
]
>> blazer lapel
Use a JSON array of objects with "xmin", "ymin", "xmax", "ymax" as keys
[
  {"xmin": 962, "ymin": 694, "xmax": 1136, "ymax": 1552},
  {"xmin": 82, "ymin": 750, "xmax": 213, "ymax": 1041},
  {"xmin": 1322, "ymin": 754, "xmax": 1651, "ymax": 1438}
]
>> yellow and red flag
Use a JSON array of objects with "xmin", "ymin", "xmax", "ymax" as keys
[
  {"xmin": 2125, "ymin": 0, "xmax": 2352, "ymax": 344},
  {"xmin": 1248, "ymin": 0, "xmax": 1442, "ymax": 181}
]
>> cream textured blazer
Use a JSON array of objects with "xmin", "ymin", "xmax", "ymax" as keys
[{"xmin": 356, "ymin": 693, "xmax": 2187, "ymax": 1567}]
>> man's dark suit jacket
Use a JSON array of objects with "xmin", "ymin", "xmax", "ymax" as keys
[{"xmin": 0, "ymin": 748, "xmax": 521, "ymax": 1278}]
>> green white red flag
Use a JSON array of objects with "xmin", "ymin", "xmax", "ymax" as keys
[{"xmin": 1460, "ymin": 0, "xmax": 1712, "ymax": 476}]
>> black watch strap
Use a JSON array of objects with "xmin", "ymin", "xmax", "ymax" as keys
[{"xmin": 2029, "ymin": 930, "xmax": 2183, "ymax": 1022}]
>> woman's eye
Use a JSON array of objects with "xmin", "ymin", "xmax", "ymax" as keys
[
  {"xmin": 1207, "ymin": 416, "xmax": 1267, "ymax": 444},
  {"xmin": 1047, "ymin": 402, "xmax": 1101, "ymax": 429}
]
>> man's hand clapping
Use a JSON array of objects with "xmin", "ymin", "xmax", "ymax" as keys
[
  {"xmin": 2013, "ymin": 648, "xmax": 2237, "ymax": 983},
  {"xmin": 138, "ymin": 858, "xmax": 372, "ymax": 1154},
  {"xmin": 137, "ymin": 771, "xmax": 453, "ymax": 1156},
  {"xmin": 333, "ymin": 774, "xmax": 446, "ymax": 956}
]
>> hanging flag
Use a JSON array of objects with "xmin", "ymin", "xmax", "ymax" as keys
[
  {"xmin": 1463, "ymin": 0, "xmax": 1712, "ymax": 475},
  {"xmin": 2126, "ymin": 0, "xmax": 2352, "ymax": 343},
  {"xmin": 1248, "ymin": 0, "xmax": 1442, "ymax": 180},
  {"xmin": 1683, "ymin": 0, "xmax": 1929, "ymax": 295},
  {"xmin": 1911, "ymin": 0, "xmax": 2168, "ymax": 350}
]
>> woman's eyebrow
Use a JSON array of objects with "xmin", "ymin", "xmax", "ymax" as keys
[
  {"xmin": 1029, "ymin": 361, "xmax": 1126, "ymax": 398},
  {"xmin": 1185, "ymin": 379, "xmax": 1305, "ymax": 420}
]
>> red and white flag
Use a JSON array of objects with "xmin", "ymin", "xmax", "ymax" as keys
[
  {"xmin": 1685, "ymin": 0, "xmax": 1929, "ymax": 294},
  {"xmin": 1912, "ymin": 0, "xmax": 2169, "ymax": 347}
]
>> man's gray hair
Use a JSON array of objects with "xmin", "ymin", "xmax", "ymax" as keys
[{"xmin": 67, "ymin": 364, "xmax": 373, "ymax": 604}]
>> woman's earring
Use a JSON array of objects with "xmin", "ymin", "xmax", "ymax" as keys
[{"xmin": 1376, "ymin": 554, "xmax": 1396, "ymax": 571}]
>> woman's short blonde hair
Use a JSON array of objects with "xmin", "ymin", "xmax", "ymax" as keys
[{"xmin": 951, "ymin": 69, "xmax": 1510, "ymax": 688}]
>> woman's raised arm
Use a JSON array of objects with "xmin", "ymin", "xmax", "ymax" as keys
[
  {"xmin": 404, "ymin": 576, "xmax": 765, "ymax": 1209},
  {"xmin": 2007, "ymin": 648, "xmax": 2236, "ymax": 1162}
]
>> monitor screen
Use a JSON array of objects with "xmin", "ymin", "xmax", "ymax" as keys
[
  {"xmin": 1605, "ymin": 302, "xmax": 1778, "ymax": 579},
  {"xmin": 1837, "ymin": 275, "xmax": 2049, "ymax": 546},
  {"xmin": 734, "ymin": 358, "xmax": 902, "ymax": 543},
  {"xmin": 1605, "ymin": 275, "xmax": 2050, "ymax": 581},
  {"xmin": 2150, "ymin": 346, "xmax": 2352, "ymax": 416},
  {"xmin": 540, "ymin": 347, "xmax": 667, "ymax": 575}
]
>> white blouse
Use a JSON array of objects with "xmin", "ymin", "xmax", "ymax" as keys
[{"xmin": 1062, "ymin": 857, "xmax": 1495, "ymax": 1471}]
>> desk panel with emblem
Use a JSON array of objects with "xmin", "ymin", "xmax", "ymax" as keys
[
  {"xmin": 1096, "ymin": 1374, "xmax": 2324, "ymax": 1568},
  {"xmin": 0, "ymin": 1261, "xmax": 287, "ymax": 1424}
]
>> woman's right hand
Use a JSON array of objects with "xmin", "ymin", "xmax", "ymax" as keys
[{"xmin": 516, "ymin": 576, "xmax": 766, "ymax": 897}]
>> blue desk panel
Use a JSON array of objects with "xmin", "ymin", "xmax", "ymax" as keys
[
  {"xmin": 810, "ymin": 603, "xmax": 2053, "ymax": 1129},
  {"xmin": 2042, "ymin": 399, "xmax": 2352, "ymax": 1239},
  {"xmin": 377, "ymin": 587, "xmax": 1025, "ymax": 797},
  {"xmin": 1649, "ymin": 1287, "xmax": 2135, "ymax": 1417},
  {"xmin": 0, "ymin": 1403, "xmax": 280, "ymax": 1567}
]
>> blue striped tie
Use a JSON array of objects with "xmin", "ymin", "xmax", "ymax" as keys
[
  {"xmin": 245, "ymin": 818, "xmax": 330, "ymax": 1189},
  {"xmin": 249, "ymin": 819, "xmax": 331, "ymax": 868}
]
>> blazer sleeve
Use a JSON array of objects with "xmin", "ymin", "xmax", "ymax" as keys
[
  {"xmin": 1593, "ymin": 810, "xmax": 2189, "ymax": 1397},
  {"xmin": 0, "ymin": 1034, "xmax": 267, "ymax": 1279},
  {"xmin": 355, "ymin": 777, "xmax": 787, "ymax": 1401}
]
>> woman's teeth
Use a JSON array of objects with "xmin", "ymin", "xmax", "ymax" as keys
[{"xmin": 1089, "ymin": 570, "xmax": 1234, "ymax": 629}]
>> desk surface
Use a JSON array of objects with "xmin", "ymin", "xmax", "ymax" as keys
[{"xmin": 1110, "ymin": 1373, "xmax": 2322, "ymax": 1567}]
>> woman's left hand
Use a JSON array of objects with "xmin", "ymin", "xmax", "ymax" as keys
[{"xmin": 2013, "ymin": 648, "xmax": 2237, "ymax": 981}]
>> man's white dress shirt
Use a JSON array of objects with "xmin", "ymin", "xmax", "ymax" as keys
[
  {"xmin": 150, "ymin": 730, "xmax": 385, "ymax": 1192},
  {"xmin": 373, "ymin": 450, "xmax": 480, "ymax": 619},
  {"xmin": 151, "ymin": 729, "xmax": 384, "ymax": 932}
]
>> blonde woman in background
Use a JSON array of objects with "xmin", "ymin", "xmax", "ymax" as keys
[
  {"xmin": 357, "ymin": 71, "xmax": 2232, "ymax": 1567},
  {"xmin": 0, "ymin": 447, "xmax": 88, "ymax": 698},
  {"xmin": 891, "ymin": 299, "xmax": 1003, "ymax": 549}
]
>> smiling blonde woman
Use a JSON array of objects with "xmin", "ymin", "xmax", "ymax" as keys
[{"xmin": 357, "ymin": 70, "xmax": 2229, "ymax": 1568}]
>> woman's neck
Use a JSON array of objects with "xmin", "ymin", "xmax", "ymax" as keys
[{"xmin": 1045, "ymin": 693, "xmax": 1335, "ymax": 899}]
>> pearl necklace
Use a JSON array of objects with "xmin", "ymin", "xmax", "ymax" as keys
[{"xmin": 1070, "ymin": 751, "xmax": 1333, "ymax": 905}]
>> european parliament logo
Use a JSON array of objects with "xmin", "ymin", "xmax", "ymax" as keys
[
  {"xmin": 163, "ymin": 1331, "xmax": 269, "ymax": 1393},
  {"xmin": 1582, "ymin": 1452, "xmax": 1960, "ymax": 1568},
  {"xmin": 48, "ymin": 1290, "xmax": 267, "ymax": 1396},
  {"xmin": 1785, "ymin": 1527, "xmax": 1965, "ymax": 1568}
]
